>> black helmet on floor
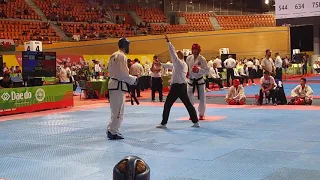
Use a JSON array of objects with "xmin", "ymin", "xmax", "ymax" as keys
[{"xmin": 113, "ymin": 156, "xmax": 150, "ymax": 180}]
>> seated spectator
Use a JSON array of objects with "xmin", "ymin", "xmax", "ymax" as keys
[
  {"xmin": 258, "ymin": 71, "xmax": 276, "ymax": 105},
  {"xmin": 288, "ymin": 78, "xmax": 313, "ymax": 105},
  {"xmin": 233, "ymin": 67, "xmax": 244, "ymax": 84},
  {"xmin": 239, "ymin": 64, "xmax": 249, "ymax": 86},
  {"xmin": 0, "ymin": 73, "xmax": 13, "ymax": 88},
  {"xmin": 206, "ymin": 63, "xmax": 224, "ymax": 90},
  {"xmin": 14, "ymin": 66, "xmax": 21, "ymax": 74},
  {"xmin": 225, "ymin": 79, "xmax": 246, "ymax": 105},
  {"xmin": 3, "ymin": 62, "xmax": 8, "ymax": 73},
  {"xmin": 313, "ymin": 60, "xmax": 320, "ymax": 74}
]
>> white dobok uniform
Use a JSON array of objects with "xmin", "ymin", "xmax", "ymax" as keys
[
  {"xmin": 225, "ymin": 85, "xmax": 246, "ymax": 101},
  {"xmin": 291, "ymin": 85, "xmax": 314, "ymax": 100},
  {"xmin": 186, "ymin": 54, "xmax": 210, "ymax": 116},
  {"xmin": 107, "ymin": 50, "xmax": 137, "ymax": 135}
]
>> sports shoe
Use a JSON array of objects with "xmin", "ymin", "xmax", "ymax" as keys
[
  {"xmin": 156, "ymin": 124, "xmax": 167, "ymax": 129},
  {"xmin": 199, "ymin": 116, "xmax": 205, "ymax": 120},
  {"xmin": 191, "ymin": 122, "xmax": 200, "ymax": 128},
  {"xmin": 107, "ymin": 131, "xmax": 124, "ymax": 140},
  {"xmin": 253, "ymin": 83, "xmax": 256, "ymax": 85}
]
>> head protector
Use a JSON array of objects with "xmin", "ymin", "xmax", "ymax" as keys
[
  {"xmin": 233, "ymin": 79, "xmax": 240, "ymax": 87},
  {"xmin": 191, "ymin": 44, "xmax": 201, "ymax": 55},
  {"xmin": 118, "ymin": 38, "xmax": 130, "ymax": 54},
  {"xmin": 113, "ymin": 156, "xmax": 150, "ymax": 180}
]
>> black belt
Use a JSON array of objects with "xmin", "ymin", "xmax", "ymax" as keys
[
  {"xmin": 110, "ymin": 78, "xmax": 139, "ymax": 105},
  {"xmin": 188, "ymin": 77, "xmax": 205, "ymax": 100}
]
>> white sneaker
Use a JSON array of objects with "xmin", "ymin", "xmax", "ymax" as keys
[
  {"xmin": 246, "ymin": 83, "xmax": 249, "ymax": 86},
  {"xmin": 253, "ymin": 83, "xmax": 256, "ymax": 85},
  {"xmin": 191, "ymin": 122, "xmax": 200, "ymax": 128},
  {"xmin": 156, "ymin": 124, "xmax": 167, "ymax": 129}
]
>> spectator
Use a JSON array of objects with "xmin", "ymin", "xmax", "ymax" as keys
[
  {"xmin": 0, "ymin": 73, "xmax": 13, "ymax": 88},
  {"xmin": 274, "ymin": 52, "xmax": 283, "ymax": 81},
  {"xmin": 224, "ymin": 55, "xmax": 236, "ymax": 87},
  {"xmin": 261, "ymin": 49, "xmax": 274, "ymax": 74},
  {"xmin": 258, "ymin": 71, "xmax": 276, "ymax": 105},
  {"xmin": 313, "ymin": 60, "xmax": 320, "ymax": 74},
  {"xmin": 206, "ymin": 63, "xmax": 224, "ymax": 90}
]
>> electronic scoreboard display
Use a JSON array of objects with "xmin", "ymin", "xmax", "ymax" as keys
[
  {"xmin": 22, "ymin": 51, "xmax": 56, "ymax": 77},
  {"xmin": 276, "ymin": 0, "xmax": 320, "ymax": 25},
  {"xmin": 0, "ymin": 55, "xmax": 3, "ymax": 77}
]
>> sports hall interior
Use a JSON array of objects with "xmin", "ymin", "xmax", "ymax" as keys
[{"xmin": 1, "ymin": 0, "xmax": 320, "ymax": 179}]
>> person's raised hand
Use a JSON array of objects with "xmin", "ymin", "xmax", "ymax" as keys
[{"xmin": 164, "ymin": 34, "xmax": 169, "ymax": 42}]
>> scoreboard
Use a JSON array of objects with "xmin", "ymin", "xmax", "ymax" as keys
[
  {"xmin": 22, "ymin": 51, "xmax": 56, "ymax": 77},
  {"xmin": 276, "ymin": 0, "xmax": 320, "ymax": 19},
  {"xmin": 276, "ymin": 0, "xmax": 320, "ymax": 25}
]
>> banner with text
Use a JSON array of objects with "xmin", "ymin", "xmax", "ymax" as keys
[{"xmin": 0, "ymin": 84, "xmax": 73, "ymax": 115}]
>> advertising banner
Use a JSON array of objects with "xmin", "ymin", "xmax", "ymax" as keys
[{"xmin": 0, "ymin": 84, "xmax": 73, "ymax": 115}]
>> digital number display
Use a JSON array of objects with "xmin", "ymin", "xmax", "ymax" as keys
[
  {"xmin": 276, "ymin": 0, "xmax": 320, "ymax": 19},
  {"xmin": 313, "ymin": 2, "xmax": 320, "ymax": 8},
  {"xmin": 22, "ymin": 51, "xmax": 56, "ymax": 77}
]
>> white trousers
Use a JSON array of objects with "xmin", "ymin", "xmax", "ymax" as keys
[
  {"xmin": 187, "ymin": 83, "xmax": 206, "ymax": 116},
  {"xmin": 107, "ymin": 90, "xmax": 126, "ymax": 135}
]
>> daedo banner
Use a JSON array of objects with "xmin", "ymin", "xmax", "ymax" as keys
[{"xmin": 0, "ymin": 84, "xmax": 73, "ymax": 115}]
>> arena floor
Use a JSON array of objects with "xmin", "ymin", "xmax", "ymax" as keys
[{"xmin": 1, "ymin": 76, "xmax": 320, "ymax": 180}]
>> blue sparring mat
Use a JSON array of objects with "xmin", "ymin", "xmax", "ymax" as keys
[
  {"xmin": 206, "ymin": 83, "xmax": 320, "ymax": 97},
  {"xmin": 1, "ymin": 106, "xmax": 320, "ymax": 180}
]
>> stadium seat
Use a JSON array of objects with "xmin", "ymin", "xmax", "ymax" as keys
[
  {"xmin": 216, "ymin": 15, "xmax": 276, "ymax": 30},
  {"xmin": 0, "ymin": 0, "xmax": 40, "ymax": 20},
  {"xmin": 0, "ymin": 20, "xmax": 62, "ymax": 44}
]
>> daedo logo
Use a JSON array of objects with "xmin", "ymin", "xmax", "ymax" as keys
[
  {"xmin": 1, "ymin": 91, "xmax": 32, "ymax": 101},
  {"xmin": 1, "ymin": 92, "xmax": 10, "ymax": 101}
]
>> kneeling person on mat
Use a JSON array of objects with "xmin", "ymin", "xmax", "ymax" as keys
[
  {"xmin": 288, "ymin": 78, "xmax": 314, "ymax": 105},
  {"xmin": 225, "ymin": 79, "xmax": 246, "ymax": 105},
  {"xmin": 156, "ymin": 34, "xmax": 200, "ymax": 129}
]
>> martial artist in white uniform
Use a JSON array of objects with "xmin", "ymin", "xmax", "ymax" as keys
[
  {"xmin": 289, "ymin": 78, "xmax": 314, "ymax": 105},
  {"xmin": 156, "ymin": 35, "xmax": 199, "ymax": 128},
  {"xmin": 107, "ymin": 38, "xmax": 137, "ymax": 140},
  {"xmin": 225, "ymin": 79, "xmax": 246, "ymax": 105},
  {"xmin": 186, "ymin": 44, "xmax": 210, "ymax": 120}
]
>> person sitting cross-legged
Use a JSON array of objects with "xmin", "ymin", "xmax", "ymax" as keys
[
  {"xmin": 225, "ymin": 79, "xmax": 246, "ymax": 105},
  {"xmin": 288, "ymin": 78, "xmax": 314, "ymax": 105}
]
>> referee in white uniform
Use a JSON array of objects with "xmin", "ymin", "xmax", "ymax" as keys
[
  {"xmin": 224, "ymin": 55, "xmax": 236, "ymax": 87},
  {"xmin": 156, "ymin": 35, "xmax": 199, "ymax": 129}
]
